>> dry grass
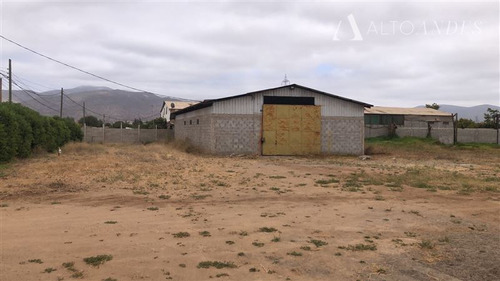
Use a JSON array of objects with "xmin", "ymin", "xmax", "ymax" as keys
[{"xmin": 1, "ymin": 139, "xmax": 499, "ymax": 281}]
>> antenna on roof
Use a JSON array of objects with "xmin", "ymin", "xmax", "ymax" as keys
[{"xmin": 281, "ymin": 74, "xmax": 290, "ymax": 86}]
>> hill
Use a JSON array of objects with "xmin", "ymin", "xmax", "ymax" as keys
[
  {"xmin": 10, "ymin": 86, "xmax": 188, "ymax": 122},
  {"xmin": 417, "ymin": 104, "xmax": 499, "ymax": 121}
]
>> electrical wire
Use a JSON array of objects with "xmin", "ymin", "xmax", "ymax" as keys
[{"xmin": 0, "ymin": 34, "xmax": 182, "ymax": 98}]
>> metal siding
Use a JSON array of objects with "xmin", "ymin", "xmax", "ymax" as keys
[{"xmin": 212, "ymin": 87, "xmax": 364, "ymax": 117}]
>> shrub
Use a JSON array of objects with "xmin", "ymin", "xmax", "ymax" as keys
[{"xmin": 0, "ymin": 103, "xmax": 82, "ymax": 162}]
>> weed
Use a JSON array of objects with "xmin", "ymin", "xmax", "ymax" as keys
[
  {"xmin": 252, "ymin": 242, "xmax": 265, "ymax": 247},
  {"xmin": 270, "ymin": 187, "xmax": 280, "ymax": 191},
  {"xmin": 374, "ymin": 195, "xmax": 385, "ymax": 201},
  {"xmin": 216, "ymin": 273, "xmax": 229, "ymax": 277},
  {"xmin": 259, "ymin": 227, "xmax": 278, "ymax": 233},
  {"xmin": 334, "ymin": 252, "xmax": 342, "ymax": 256},
  {"xmin": 340, "ymin": 244, "xmax": 377, "ymax": 251},
  {"xmin": 287, "ymin": 251, "xmax": 302, "ymax": 256},
  {"xmin": 419, "ymin": 240, "xmax": 434, "ymax": 249},
  {"xmin": 102, "ymin": 278, "xmax": 117, "ymax": 281},
  {"xmin": 43, "ymin": 267, "xmax": 56, "ymax": 273},
  {"xmin": 438, "ymin": 236, "xmax": 450, "ymax": 243},
  {"xmin": 28, "ymin": 259, "xmax": 43, "ymax": 264},
  {"xmin": 271, "ymin": 237, "xmax": 281, "ymax": 242},
  {"xmin": 211, "ymin": 180, "xmax": 229, "ymax": 187},
  {"xmin": 315, "ymin": 178, "xmax": 339, "ymax": 185},
  {"xmin": 197, "ymin": 261, "xmax": 237, "ymax": 269},
  {"xmin": 51, "ymin": 202, "xmax": 61, "ymax": 205},
  {"xmin": 173, "ymin": 232, "xmax": 190, "ymax": 238},
  {"xmin": 239, "ymin": 231, "xmax": 248, "ymax": 236},
  {"xmin": 249, "ymin": 267, "xmax": 259, "ymax": 272},
  {"xmin": 71, "ymin": 271, "xmax": 84, "ymax": 278},
  {"xmin": 62, "ymin": 262, "xmax": 75, "ymax": 270},
  {"xmin": 0, "ymin": 203, "xmax": 8, "ymax": 208},
  {"xmin": 147, "ymin": 206, "xmax": 159, "ymax": 211},
  {"xmin": 376, "ymin": 268, "xmax": 387, "ymax": 274},
  {"xmin": 226, "ymin": 241, "xmax": 235, "ymax": 245},
  {"xmin": 300, "ymin": 246, "xmax": 311, "ymax": 251},
  {"xmin": 269, "ymin": 175, "xmax": 286, "ymax": 179},
  {"xmin": 192, "ymin": 194, "xmax": 211, "ymax": 200},
  {"xmin": 199, "ymin": 231, "xmax": 211, "ymax": 237},
  {"xmin": 104, "ymin": 221, "xmax": 118, "ymax": 224},
  {"xmin": 237, "ymin": 252, "xmax": 245, "ymax": 257},
  {"xmin": 409, "ymin": 210, "xmax": 422, "ymax": 216},
  {"xmin": 159, "ymin": 195, "xmax": 171, "ymax": 199},
  {"xmin": 309, "ymin": 239, "xmax": 328, "ymax": 247},
  {"xmin": 83, "ymin": 254, "xmax": 113, "ymax": 266},
  {"xmin": 404, "ymin": 232, "xmax": 417, "ymax": 237},
  {"xmin": 132, "ymin": 190, "xmax": 149, "ymax": 195},
  {"xmin": 179, "ymin": 263, "xmax": 186, "ymax": 268}
]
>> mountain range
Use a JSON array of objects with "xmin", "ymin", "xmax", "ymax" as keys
[
  {"xmin": 9, "ymin": 86, "xmax": 188, "ymax": 122},
  {"xmin": 416, "ymin": 104, "xmax": 500, "ymax": 122}
]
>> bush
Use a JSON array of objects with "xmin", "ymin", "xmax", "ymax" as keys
[{"xmin": 0, "ymin": 103, "xmax": 83, "ymax": 162}]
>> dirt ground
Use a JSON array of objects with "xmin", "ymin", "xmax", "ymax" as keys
[{"xmin": 0, "ymin": 142, "xmax": 499, "ymax": 281}]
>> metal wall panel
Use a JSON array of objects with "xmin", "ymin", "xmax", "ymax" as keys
[{"xmin": 212, "ymin": 87, "xmax": 365, "ymax": 117}]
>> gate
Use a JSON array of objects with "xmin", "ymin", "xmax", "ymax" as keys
[{"xmin": 262, "ymin": 104, "xmax": 321, "ymax": 155}]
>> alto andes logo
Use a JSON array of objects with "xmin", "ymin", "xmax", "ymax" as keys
[{"xmin": 333, "ymin": 14, "xmax": 482, "ymax": 41}]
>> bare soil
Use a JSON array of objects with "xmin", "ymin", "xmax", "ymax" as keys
[{"xmin": 0, "ymin": 142, "xmax": 499, "ymax": 281}]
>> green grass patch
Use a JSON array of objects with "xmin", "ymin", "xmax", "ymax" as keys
[
  {"xmin": 173, "ymin": 232, "xmax": 190, "ymax": 238},
  {"xmin": 309, "ymin": 239, "xmax": 328, "ymax": 247},
  {"xmin": 259, "ymin": 227, "xmax": 278, "ymax": 233},
  {"xmin": 83, "ymin": 254, "xmax": 113, "ymax": 267},
  {"xmin": 197, "ymin": 261, "xmax": 237, "ymax": 269},
  {"xmin": 339, "ymin": 244, "xmax": 377, "ymax": 251}
]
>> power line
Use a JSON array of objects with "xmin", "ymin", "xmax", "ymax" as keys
[
  {"xmin": 0, "ymin": 34, "xmax": 176, "ymax": 97},
  {"xmin": 8, "ymin": 78, "xmax": 60, "ymax": 114}
]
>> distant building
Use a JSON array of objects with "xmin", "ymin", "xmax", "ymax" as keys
[
  {"xmin": 171, "ymin": 84, "xmax": 372, "ymax": 155},
  {"xmin": 364, "ymin": 106, "xmax": 454, "ymax": 143},
  {"xmin": 160, "ymin": 101, "xmax": 198, "ymax": 123}
]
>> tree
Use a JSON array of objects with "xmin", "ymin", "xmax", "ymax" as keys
[
  {"xmin": 483, "ymin": 108, "xmax": 499, "ymax": 128},
  {"xmin": 425, "ymin": 103, "xmax": 440, "ymax": 110},
  {"xmin": 78, "ymin": 115, "xmax": 102, "ymax": 127},
  {"xmin": 457, "ymin": 118, "xmax": 478, "ymax": 129}
]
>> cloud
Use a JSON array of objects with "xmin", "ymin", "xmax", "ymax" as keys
[{"xmin": 0, "ymin": 1, "xmax": 498, "ymax": 107}]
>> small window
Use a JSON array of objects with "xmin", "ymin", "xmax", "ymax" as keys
[
  {"xmin": 183, "ymin": 121, "xmax": 186, "ymax": 125},
  {"xmin": 443, "ymin": 122, "xmax": 449, "ymax": 125},
  {"xmin": 190, "ymin": 120, "xmax": 192, "ymax": 125},
  {"xmin": 196, "ymin": 119, "xmax": 199, "ymax": 125}
]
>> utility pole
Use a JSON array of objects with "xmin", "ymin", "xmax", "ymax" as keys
[
  {"xmin": 60, "ymin": 88, "xmax": 63, "ymax": 118},
  {"xmin": 83, "ymin": 102, "xmax": 86, "ymax": 125},
  {"xmin": 8, "ymin": 59, "xmax": 12, "ymax": 103},
  {"xmin": 0, "ymin": 77, "xmax": 2, "ymax": 103}
]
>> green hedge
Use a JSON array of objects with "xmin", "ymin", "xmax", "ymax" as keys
[{"xmin": 0, "ymin": 103, "xmax": 83, "ymax": 162}]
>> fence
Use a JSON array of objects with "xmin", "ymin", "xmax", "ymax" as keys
[
  {"xmin": 83, "ymin": 125, "xmax": 174, "ymax": 144},
  {"xmin": 365, "ymin": 125, "xmax": 499, "ymax": 145}
]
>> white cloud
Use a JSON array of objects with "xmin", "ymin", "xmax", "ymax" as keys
[{"xmin": 0, "ymin": 0, "xmax": 498, "ymax": 107}]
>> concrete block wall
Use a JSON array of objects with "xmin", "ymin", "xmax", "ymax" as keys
[
  {"xmin": 458, "ymin": 128, "xmax": 499, "ymax": 144},
  {"xmin": 212, "ymin": 114, "xmax": 261, "ymax": 154},
  {"xmin": 175, "ymin": 114, "xmax": 214, "ymax": 152},
  {"xmin": 84, "ymin": 127, "xmax": 172, "ymax": 144},
  {"xmin": 322, "ymin": 117, "xmax": 364, "ymax": 155}
]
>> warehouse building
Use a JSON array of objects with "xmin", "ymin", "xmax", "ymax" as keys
[
  {"xmin": 364, "ymin": 107, "xmax": 454, "ymax": 143},
  {"xmin": 171, "ymin": 84, "xmax": 372, "ymax": 155}
]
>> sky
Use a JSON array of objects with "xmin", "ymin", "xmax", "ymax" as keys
[{"xmin": 0, "ymin": 0, "xmax": 498, "ymax": 107}]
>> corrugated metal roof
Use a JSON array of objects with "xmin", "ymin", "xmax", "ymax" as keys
[
  {"xmin": 365, "ymin": 106, "xmax": 452, "ymax": 116},
  {"xmin": 171, "ymin": 84, "xmax": 372, "ymax": 117}
]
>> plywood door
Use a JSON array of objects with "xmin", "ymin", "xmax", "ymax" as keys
[{"xmin": 262, "ymin": 104, "xmax": 321, "ymax": 155}]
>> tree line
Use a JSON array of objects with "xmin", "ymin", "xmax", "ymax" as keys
[
  {"xmin": 426, "ymin": 104, "xmax": 499, "ymax": 129},
  {"xmin": 78, "ymin": 116, "xmax": 168, "ymax": 129},
  {"xmin": 0, "ymin": 103, "xmax": 83, "ymax": 162}
]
